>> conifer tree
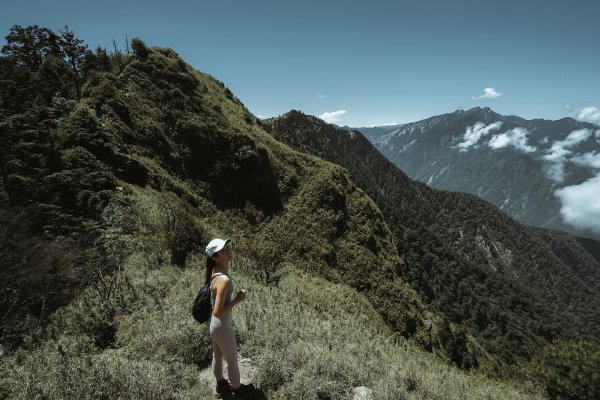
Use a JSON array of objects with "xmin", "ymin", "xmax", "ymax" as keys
[
  {"xmin": 131, "ymin": 38, "xmax": 149, "ymax": 60},
  {"xmin": 1, "ymin": 25, "xmax": 61, "ymax": 70},
  {"xmin": 0, "ymin": 125, "xmax": 11, "ymax": 204},
  {"xmin": 59, "ymin": 26, "xmax": 88, "ymax": 99}
]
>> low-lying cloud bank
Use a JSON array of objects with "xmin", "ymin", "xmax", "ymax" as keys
[
  {"xmin": 456, "ymin": 123, "xmax": 600, "ymax": 233},
  {"xmin": 455, "ymin": 121, "xmax": 503, "ymax": 151},
  {"xmin": 555, "ymin": 175, "xmax": 600, "ymax": 234},
  {"xmin": 455, "ymin": 122, "xmax": 537, "ymax": 153},
  {"xmin": 457, "ymin": 123, "xmax": 599, "ymax": 183},
  {"xmin": 543, "ymin": 129, "xmax": 594, "ymax": 183},
  {"xmin": 488, "ymin": 127, "xmax": 537, "ymax": 153}
]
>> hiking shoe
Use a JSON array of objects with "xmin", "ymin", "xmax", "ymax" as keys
[
  {"xmin": 216, "ymin": 379, "xmax": 233, "ymax": 399},
  {"xmin": 232, "ymin": 383, "xmax": 256, "ymax": 399}
]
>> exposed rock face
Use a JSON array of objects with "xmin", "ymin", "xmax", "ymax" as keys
[{"xmin": 353, "ymin": 386, "xmax": 373, "ymax": 400}]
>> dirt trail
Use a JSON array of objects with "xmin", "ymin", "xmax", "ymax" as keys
[{"xmin": 199, "ymin": 355, "xmax": 259, "ymax": 397}]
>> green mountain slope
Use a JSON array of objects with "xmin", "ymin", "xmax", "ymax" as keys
[
  {"xmin": 2, "ymin": 27, "xmax": 598, "ymax": 399},
  {"xmin": 264, "ymin": 111, "xmax": 600, "ymax": 361},
  {"xmin": 1, "ymin": 29, "xmax": 431, "ymax": 345}
]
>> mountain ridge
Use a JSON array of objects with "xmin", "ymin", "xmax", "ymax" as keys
[
  {"xmin": 2, "ymin": 26, "xmax": 599, "ymax": 399},
  {"xmin": 265, "ymin": 110, "xmax": 600, "ymax": 349},
  {"xmin": 355, "ymin": 107, "xmax": 600, "ymax": 239}
]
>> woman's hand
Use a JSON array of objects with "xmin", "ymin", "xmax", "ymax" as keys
[{"xmin": 235, "ymin": 289, "xmax": 247, "ymax": 304}]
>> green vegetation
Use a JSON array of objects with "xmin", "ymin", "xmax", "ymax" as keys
[
  {"xmin": 0, "ymin": 24, "xmax": 432, "ymax": 347},
  {"xmin": 518, "ymin": 339, "xmax": 600, "ymax": 400},
  {"xmin": 265, "ymin": 111, "xmax": 600, "ymax": 397},
  {"xmin": 1, "ymin": 25, "xmax": 598, "ymax": 399},
  {"xmin": 0, "ymin": 192, "xmax": 546, "ymax": 399}
]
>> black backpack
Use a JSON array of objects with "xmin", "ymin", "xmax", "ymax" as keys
[{"xmin": 192, "ymin": 274, "xmax": 223, "ymax": 324}]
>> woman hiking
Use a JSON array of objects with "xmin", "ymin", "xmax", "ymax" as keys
[{"xmin": 205, "ymin": 238, "xmax": 256, "ymax": 399}]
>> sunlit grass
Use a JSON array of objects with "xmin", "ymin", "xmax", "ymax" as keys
[{"xmin": 0, "ymin": 242, "xmax": 545, "ymax": 399}]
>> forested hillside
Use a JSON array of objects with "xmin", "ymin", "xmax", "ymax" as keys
[
  {"xmin": 0, "ymin": 25, "xmax": 457, "ymax": 399},
  {"xmin": 265, "ymin": 111, "xmax": 600, "ymax": 397},
  {"xmin": 1, "ymin": 26, "xmax": 598, "ymax": 400},
  {"xmin": 0, "ymin": 24, "xmax": 434, "ymax": 345}
]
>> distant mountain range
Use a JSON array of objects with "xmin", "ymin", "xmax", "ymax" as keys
[
  {"xmin": 340, "ymin": 124, "xmax": 404, "ymax": 141},
  {"xmin": 350, "ymin": 107, "xmax": 600, "ymax": 239}
]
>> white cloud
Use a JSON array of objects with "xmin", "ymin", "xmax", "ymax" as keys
[
  {"xmin": 572, "ymin": 152, "xmax": 600, "ymax": 169},
  {"xmin": 546, "ymin": 129, "xmax": 592, "ymax": 159},
  {"xmin": 472, "ymin": 87, "xmax": 502, "ymax": 100},
  {"xmin": 577, "ymin": 106, "xmax": 600, "ymax": 123},
  {"xmin": 488, "ymin": 127, "xmax": 537, "ymax": 153},
  {"xmin": 544, "ymin": 146, "xmax": 572, "ymax": 163},
  {"xmin": 319, "ymin": 110, "xmax": 347, "ymax": 124},
  {"xmin": 318, "ymin": 93, "xmax": 326, "ymax": 99},
  {"xmin": 543, "ymin": 129, "xmax": 593, "ymax": 182},
  {"xmin": 456, "ymin": 121, "xmax": 503, "ymax": 151},
  {"xmin": 543, "ymin": 163, "xmax": 566, "ymax": 183},
  {"xmin": 555, "ymin": 174, "xmax": 600, "ymax": 233}
]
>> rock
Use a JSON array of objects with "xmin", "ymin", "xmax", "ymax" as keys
[
  {"xmin": 353, "ymin": 386, "xmax": 373, "ymax": 400},
  {"xmin": 423, "ymin": 319, "xmax": 433, "ymax": 331}
]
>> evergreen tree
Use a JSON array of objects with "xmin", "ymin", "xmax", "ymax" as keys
[
  {"xmin": 0, "ymin": 124, "xmax": 11, "ymax": 205},
  {"xmin": 1, "ymin": 25, "xmax": 61, "ymax": 70},
  {"xmin": 131, "ymin": 37, "xmax": 149, "ymax": 60},
  {"xmin": 59, "ymin": 26, "xmax": 88, "ymax": 99}
]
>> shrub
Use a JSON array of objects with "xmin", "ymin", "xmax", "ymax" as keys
[
  {"xmin": 131, "ymin": 38, "xmax": 149, "ymax": 60},
  {"xmin": 1, "ymin": 336, "xmax": 211, "ymax": 399}
]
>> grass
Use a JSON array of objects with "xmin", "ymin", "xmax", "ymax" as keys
[
  {"xmin": 0, "ymin": 186, "xmax": 547, "ymax": 399},
  {"xmin": 233, "ymin": 261, "xmax": 545, "ymax": 400},
  {"xmin": 0, "ymin": 254, "xmax": 546, "ymax": 400}
]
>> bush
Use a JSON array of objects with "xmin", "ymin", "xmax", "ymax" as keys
[
  {"xmin": 517, "ymin": 339, "xmax": 600, "ymax": 400},
  {"xmin": 115, "ymin": 267, "xmax": 213, "ymax": 367},
  {"xmin": 0, "ymin": 206, "xmax": 84, "ymax": 345},
  {"xmin": 1, "ymin": 336, "xmax": 211, "ymax": 399},
  {"xmin": 131, "ymin": 38, "xmax": 149, "ymax": 60}
]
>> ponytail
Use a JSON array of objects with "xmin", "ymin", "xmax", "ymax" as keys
[{"xmin": 205, "ymin": 256, "xmax": 216, "ymax": 284}]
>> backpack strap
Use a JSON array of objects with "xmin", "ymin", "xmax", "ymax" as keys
[
  {"xmin": 210, "ymin": 272, "xmax": 235, "ymax": 292},
  {"xmin": 210, "ymin": 273, "xmax": 226, "ymax": 281},
  {"xmin": 210, "ymin": 273, "xmax": 239, "ymax": 297}
]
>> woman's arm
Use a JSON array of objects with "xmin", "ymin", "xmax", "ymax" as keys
[{"xmin": 212, "ymin": 276, "xmax": 246, "ymax": 316}]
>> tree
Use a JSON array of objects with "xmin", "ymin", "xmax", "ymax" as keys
[
  {"xmin": 36, "ymin": 54, "xmax": 73, "ymax": 102},
  {"xmin": 82, "ymin": 46, "xmax": 111, "ymax": 75},
  {"xmin": 1, "ymin": 25, "xmax": 61, "ymax": 70},
  {"xmin": 131, "ymin": 38, "xmax": 149, "ymax": 60},
  {"xmin": 0, "ymin": 206, "xmax": 83, "ymax": 345},
  {"xmin": 0, "ymin": 124, "xmax": 11, "ymax": 204},
  {"xmin": 59, "ymin": 26, "xmax": 88, "ymax": 99}
]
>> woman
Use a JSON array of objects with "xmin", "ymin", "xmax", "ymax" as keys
[{"xmin": 205, "ymin": 238, "xmax": 255, "ymax": 399}]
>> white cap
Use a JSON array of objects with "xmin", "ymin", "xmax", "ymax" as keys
[{"xmin": 205, "ymin": 238, "xmax": 230, "ymax": 257}]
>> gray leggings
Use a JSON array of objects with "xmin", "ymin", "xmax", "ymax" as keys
[{"xmin": 209, "ymin": 314, "xmax": 240, "ymax": 387}]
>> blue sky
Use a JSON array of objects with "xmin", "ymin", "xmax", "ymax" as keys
[{"xmin": 2, "ymin": 0, "xmax": 600, "ymax": 127}]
